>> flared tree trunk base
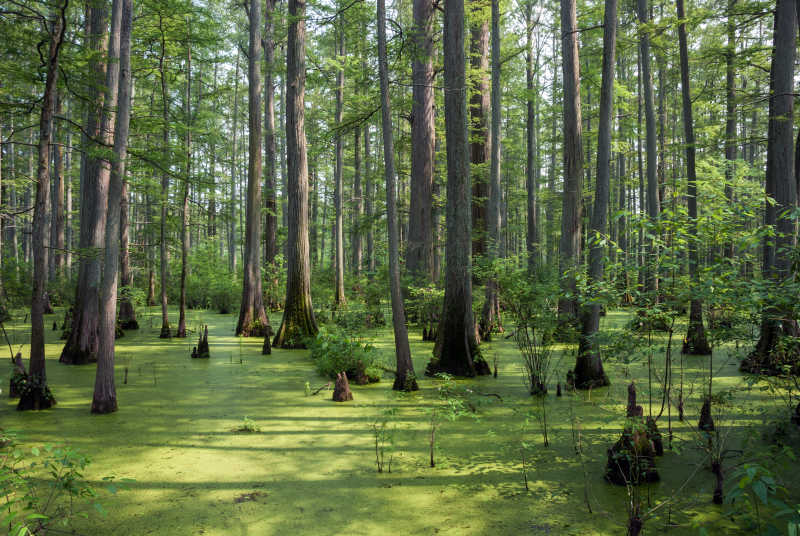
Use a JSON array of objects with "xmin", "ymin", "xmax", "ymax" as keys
[
  {"xmin": 392, "ymin": 371, "xmax": 419, "ymax": 392},
  {"xmin": 159, "ymin": 324, "xmax": 172, "ymax": 339},
  {"xmin": 740, "ymin": 318, "xmax": 800, "ymax": 375},
  {"xmin": 59, "ymin": 347, "xmax": 96, "ymax": 365},
  {"xmin": 571, "ymin": 354, "xmax": 610, "ymax": 390},
  {"xmin": 17, "ymin": 380, "xmax": 56, "ymax": 411},
  {"xmin": 91, "ymin": 396, "xmax": 118, "ymax": 414}
]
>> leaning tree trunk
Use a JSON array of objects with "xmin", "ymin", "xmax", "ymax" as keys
[
  {"xmin": 479, "ymin": 0, "xmax": 502, "ymax": 342},
  {"xmin": 377, "ymin": 0, "xmax": 418, "ymax": 391},
  {"xmin": 556, "ymin": 0, "xmax": 584, "ymax": 327},
  {"xmin": 94, "ymin": 0, "xmax": 132, "ymax": 414},
  {"xmin": 575, "ymin": 0, "xmax": 616, "ymax": 389},
  {"xmin": 272, "ymin": 0, "xmax": 318, "ymax": 348},
  {"xmin": 19, "ymin": 0, "xmax": 67, "ymax": 411},
  {"xmin": 333, "ymin": 18, "xmax": 346, "ymax": 308},
  {"xmin": 237, "ymin": 0, "xmax": 270, "ymax": 338},
  {"xmin": 426, "ymin": 0, "xmax": 487, "ymax": 378},
  {"xmin": 637, "ymin": 0, "xmax": 660, "ymax": 301},
  {"xmin": 676, "ymin": 0, "xmax": 711, "ymax": 355},
  {"xmin": 60, "ymin": 4, "xmax": 109, "ymax": 364},
  {"xmin": 407, "ymin": 0, "xmax": 435, "ymax": 282},
  {"xmin": 742, "ymin": 0, "xmax": 799, "ymax": 373}
]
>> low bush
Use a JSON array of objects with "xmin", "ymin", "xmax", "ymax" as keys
[{"xmin": 305, "ymin": 326, "xmax": 381, "ymax": 385}]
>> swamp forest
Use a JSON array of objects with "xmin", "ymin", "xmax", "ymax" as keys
[{"xmin": 1, "ymin": 0, "xmax": 800, "ymax": 533}]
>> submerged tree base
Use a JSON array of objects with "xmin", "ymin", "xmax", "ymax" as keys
[
  {"xmin": 16, "ymin": 377, "xmax": 56, "ymax": 411},
  {"xmin": 740, "ymin": 321, "xmax": 800, "ymax": 376},
  {"xmin": 90, "ymin": 397, "xmax": 118, "ymax": 414},
  {"xmin": 120, "ymin": 319, "xmax": 140, "ymax": 330},
  {"xmin": 59, "ymin": 347, "xmax": 96, "ymax": 365},
  {"xmin": 159, "ymin": 324, "xmax": 172, "ymax": 339}
]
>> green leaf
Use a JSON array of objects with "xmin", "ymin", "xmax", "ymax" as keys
[{"xmin": 753, "ymin": 480, "xmax": 768, "ymax": 505}]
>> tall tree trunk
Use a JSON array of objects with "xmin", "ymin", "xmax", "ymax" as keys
[
  {"xmin": 272, "ymin": 0, "xmax": 318, "ymax": 348},
  {"xmin": 407, "ymin": 0, "xmax": 435, "ymax": 282},
  {"xmin": 556, "ymin": 0, "xmax": 583, "ymax": 326},
  {"xmin": 352, "ymin": 128, "xmax": 363, "ymax": 276},
  {"xmin": 677, "ymin": 0, "xmax": 711, "ymax": 355},
  {"xmin": 176, "ymin": 37, "xmax": 191, "ymax": 339},
  {"xmin": 723, "ymin": 0, "xmax": 737, "ymax": 260},
  {"xmin": 742, "ymin": 0, "xmax": 799, "ymax": 372},
  {"xmin": 575, "ymin": 0, "xmax": 616, "ymax": 389},
  {"xmin": 525, "ymin": 1, "xmax": 539, "ymax": 273},
  {"xmin": 157, "ymin": 14, "xmax": 171, "ymax": 338},
  {"xmin": 229, "ymin": 51, "xmax": 240, "ymax": 273},
  {"xmin": 51, "ymin": 95, "xmax": 65, "ymax": 277},
  {"xmin": 94, "ymin": 0, "xmax": 132, "ymax": 414},
  {"xmin": 427, "ymin": 0, "xmax": 487, "ymax": 377},
  {"xmin": 19, "ymin": 0, "xmax": 67, "ymax": 411},
  {"xmin": 479, "ymin": 0, "xmax": 502, "ymax": 341},
  {"xmin": 637, "ymin": 0, "xmax": 659, "ymax": 300},
  {"xmin": 238, "ymin": 0, "xmax": 270, "ymax": 339},
  {"xmin": 333, "ymin": 17, "xmax": 346, "ymax": 308},
  {"xmin": 118, "ymin": 174, "xmax": 138, "ymax": 328},
  {"xmin": 469, "ymin": 2, "xmax": 490, "ymax": 261},
  {"xmin": 377, "ymin": 0, "xmax": 418, "ymax": 391},
  {"xmin": 264, "ymin": 0, "xmax": 277, "ymax": 265},
  {"xmin": 60, "ymin": 3, "xmax": 109, "ymax": 364},
  {"xmin": 365, "ymin": 124, "xmax": 374, "ymax": 275}
]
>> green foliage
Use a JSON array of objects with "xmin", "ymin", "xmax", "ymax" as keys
[
  {"xmin": 0, "ymin": 430, "xmax": 127, "ymax": 535},
  {"xmin": 235, "ymin": 416, "xmax": 260, "ymax": 433},
  {"xmin": 305, "ymin": 326, "xmax": 381, "ymax": 384},
  {"xmin": 724, "ymin": 460, "xmax": 800, "ymax": 536},
  {"xmin": 371, "ymin": 408, "xmax": 397, "ymax": 473},
  {"xmin": 184, "ymin": 239, "xmax": 241, "ymax": 313}
]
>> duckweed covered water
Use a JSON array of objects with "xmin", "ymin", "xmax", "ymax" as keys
[{"xmin": 2, "ymin": 307, "xmax": 797, "ymax": 535}]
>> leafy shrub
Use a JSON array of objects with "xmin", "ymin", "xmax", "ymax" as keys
[
  {"xmin": 305, "ymin": 326, "xmax": 381, "ymax": 384},
  {"xmin": 183, "ymin": 239, "xmax": 242, "ymax": 313},
  {"xmin": 1, "ymin": 430, "xmax": 127, "ymax": 535}
]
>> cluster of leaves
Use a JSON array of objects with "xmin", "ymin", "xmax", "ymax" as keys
[
  {"xmin": 182, "ymin": 239, "xmax": 242, "ymax": 313},
  {"xmin": 305, "ymin": 326, "xmax": 382, "ymax": 385},
  {"xmin": 1, "ymin": 431, "xmax": 127, "ymax": 536}
]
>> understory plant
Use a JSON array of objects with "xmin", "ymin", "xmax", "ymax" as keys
[
  {"xmin": 427, "ymin": 373, "xmax": 481, "ymax": 468},
  {"xmin": 371, "ymin": 408, "xmax": 397, "ymax": 473},
  {"xmin": 1, "ymin": 430, "xmax": 126, "ymax": 535},
  {"xmin": 305, "ymin": 326, "xmax": 381, "ymax": 384}
]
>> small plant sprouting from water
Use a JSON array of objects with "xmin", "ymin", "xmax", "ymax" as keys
[
  {"xmin": 427, "ymin": 373, "xmax": 478, "ymax": 468},
  {"xmin": 235, "ymin": 416, "xmax": 260, "ymax": 433},
  {"xmin": 372, "ymin": 408, "xmax": 397, "ymax": 473}
]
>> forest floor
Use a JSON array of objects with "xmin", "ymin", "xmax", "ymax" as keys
[{"xmin": 2, "ymin": 306, "xmax": 799, "ymax": 535}]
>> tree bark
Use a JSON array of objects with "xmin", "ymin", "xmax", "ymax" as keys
[
  {"xmin": 742, "ymin": 0, "xmax": 799, "ymax": 373},
  {"xmin": 60, "ymin": 4, "xmax": 109, "ymax": 364},
  {"xmin": 479, "ymin": 0, "xmax": 502, "ymax": 341},
  {"xmin": 556, "ymin": 0, "xmax": 583, "ymax": 326},
  {"xmin": 637, "ymin": 0, "xmax": 659, "ymax": 300},
  {"xmin": 20, "ymin": 0, "xmax": 67, "ymax": 411},
  {"xmin": 525, "ymin": 1, "xmax": 539, "ymax": 273},
  {"xmin": 118, "ymin": 174, "xmax": 138, "ymax": 328},
  {"xmin": 264, "ymin": 0, "xmax": 277, "ymax": 265},
  {"xmin": 377, "ymin": 0, "xmax": 418, "ymax": 391},
  {"xmin": 94, "ymin": 0, "xmax": 132, "ymax": 414},
  {"xmin": 273, "ymin": 0, "xmax": 318, "ymax": 348},
  {"xmin": 176, "ymin": 37, "xmax": 192, "ymax": 339},
  {"xmin": 677, "ymin": 0, "xmax": 711, "ymax": 355},
  {"xmin": 237, "ymin": 0, "xmax": 270, "ymax": 338},
  {"xmin": 427, "ymin": 0, "xmax": 486, "ymax": 377},
  {"xmin": 407, "ymin": 0, "xmax": 435, "ymax": 282},
  {"xmin": 352, "ymin": 128, "xmax": 363, "ymax": 276},
  {"xmin": 157, "ymin": 14, "xmax": 171, "ymax": 339},
  {"xmin": 51, "ymin": 95, "xmax": 65, "ymax": 277},
  {"xmin": 575, "ymin": 0, "xmax": 616, "ymax": 389},
  {"xmin": 469, "ymin": 1, "xmax": 490, "ymax": 262},
  {"xmin": 333, "ymin": 18, "xmax": 346, "ymax": 308}
]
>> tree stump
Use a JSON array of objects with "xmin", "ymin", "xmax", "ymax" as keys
[
  {"xmin": 605, "ymin": 382, "xmax": 660, "ymax": 485},
  {"xmin": 699, "ymin": 397, "xmax": 715, "ymax": 432},
  {"xmin": 191, "ymin": 346, "xmax": 198, "ymax": 359},
  {"xmin": 332, "ymin": 372, "xmax": 353, "ymax": 402},
  {"xmin": 197, "ymin": 325, "xmax": 210, "ymax": 358}
]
